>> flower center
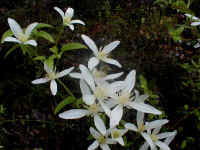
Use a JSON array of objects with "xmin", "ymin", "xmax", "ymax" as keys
[
  {"xmin": 88, "ymin": 103, "xmax": 99, "ymax": 114},
  {"xmin": 94, "ymin": 86, "xmax": 107, "ymax": 100},
  {"xmin": 118, "ymin": 91, "xmax": 131, "ymax": 105},
  {"xmin": 63, "ymin": 16, "xmax": 71, "ymax": 25},
  {"xmin": 151, "ymin": 134, "xmax": 158, "ymax": 142},
  {"xmin": 97, "ymin": 135, "xmax": 106, "ymax": 144},
  {"xmin": 97, "ymin": 48, "xmax": 108, "ymax": 60},
  {"xmin": 46, "ymin": 72, "xmax": 56, "ymax": 80},
  {"xmin": 138, "ymin": 123, "xmax": 145, "ymax": 132},
  {"xmin": 18, "ymin": 33, "xmax": 28, "ymax": 42},
  {"xmin": 93, "ymin": 70, "xmax": 106, "ymax": 79},
  {"xmin": 112, "ymin": 130, "xmax": 120, "ymax": 139}
]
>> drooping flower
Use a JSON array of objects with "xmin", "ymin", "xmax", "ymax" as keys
[
  {"xmin": 4, "ymin": 18, "xmax": 38, "ymax": 46},
  {"xmin": 54, "ymin": 7, "xmax": 85, "ymax": 30},
  {"xmin": 32, "ymin": 63, "xmax": 74, "ymax": 95},
  {"xmin": 81, "ymin": 34, "xmax": 121, "ymax": 70},
  {"xmin": 185, "ymin": 14, "xmax": 200, "ymax": 26}
]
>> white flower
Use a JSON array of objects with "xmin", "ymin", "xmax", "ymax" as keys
[
  {"xmin": 54, "ymin": 7, "xmax": 85, "ymax": 30},
  {"xmin": 185, "ymin": 14, "xmax": 200, "ymax": 26},
  {"xmin": 81, "ymin": 34, "xmax": 121, "ymax": 70},
  {"xmin": 32, "ymin": 63, "xmax": 74, "ymax": 95},
  {"xmin": 194, "ymin": 39, "xmax": 200, "ymax": 48},
  {"xmin": 139, "ymin": 124, "xmax": 177, "ymax": 150},
  {"xmin": 109, "ymin": 71, "xmax": 161, "ymax": 127},
  {"xmin": 4, "ymin": 18, "xmax": 38, "ymax": 46},
  {"xmin": 88, "ymin": 115, "xmax": 116, "ymax": 150}
]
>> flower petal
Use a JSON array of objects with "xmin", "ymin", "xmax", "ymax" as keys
[
  {"xmin": 8, "ymin": 18, "xmax": 23, "ymax": 38},
  {"xmin": 88, "ymin": 140, "xmax": 99, "ymax": 150},
  {"xmin": 70, "ymin": 20, "xmax": 85, "ymax": 25},
  {"xmin": 32, "ymin": 78, "xmax": 49, "ymax": 84},
  {"xmin": 129, "ymin": 102, "xmax": 162, "ymax": 115},
  {"xmin": 25, "ymin": 22, "xmax": 38, "ymax": 37},
  {"xmin": 80, "ymin": 79, "xmax": 91, "ymax": 95},
  {"xmin": 185, "ymin": 14, "xmax": 199, "ymax": 20},
  {"xmin": 99, "ymin": 101, "xmax": 111, "ymax": 117},
  {"xmin": 110, "ymin": 105, "xmax": 123, "ymax": 128},
  {"xmin": 135, "ymin": 94, "xmax": 149, "ymax": 103},
  {"xmin": 56, "ymin": 67, "xmax": 74, "ymax": 78},
  {"xmin": 145, "ymin": 119, "xmax": 168, "ymax": 130},
  {"xmin": 4, "ymin": 37, "xmax": 21, "ymax": 43},
  {"xmin": 103, "ymin": 58, "xmax": 122, "ymax": 68},
  {"xmin": 65, "ymin": 7, "xmax": 74, "ymax": 18},
  {"xmin": 94, "ymin": 114, "xmax": 106, "ymax": 135},
  {"xmin": 157, "ymin": 131, "xmax": 176, "ymax": 140},
  {"xmin": 102, "ymin": 41, "xmax": 120, "ymax": 54},
  {"xmin": 123, "ymin": 70, "xmax": 136, "ymax": 93},
  {"xmin": 44, "ymin": 62, "xmax": 52, "ymax": 73},
  {"xmin": 58, "ymin": 109, "xmax": 89, "ymax": 119},
  {"xmin": 67, "ymin": 24, "xmax": 74, "ymax": 30},
  {"xmin": 83, "ymin": 94, "xmax": 95, "ymax": 105},
  {"xmin": 69, "ymin": 72, "xmax": 82, "ymax": 79},
  {"xmin": 155, "ymin": 141, "xmax": 170, "ymax": 150},
  {"xmin": 125, "ymin": 123, "xmax": 138, "ymax": 132},
  {"xmin": 24, "ymin": 40, "xmax": 37, "ymax": 46},
  {"xmin": 191, "ymin": 22, "xmax": 200, "ymax": 26},
  {"xmin": 100, "ymin": 144, "xmax": 111, "ymax": 150},
  {"xmin": 81, "ymin": 34, "xmax": 98, "ymax": 55},
  {"xmin": 50, "ymin": 79, "xmax": 57, "ymax": 95},
  {"xmin": 90, "ymin": 127, "xmax": 101, "ymax": 139},
  {"xmin": 88, "ymin": 57, "xmax": 100, "ymax": 71},
  {"xmin": 164, "ymin": 130, "xmax": 177, "ymax": 145},
  {"xmin": 116, "ymin": 137, "xmax": 124, "ymax": 146},
  {"xmin": 103, "ymin": 72, "xmax": 123, "ymax": 81},
  {"xmin": 139, "ymin": 142, "xmax": 149, "ymax": 150},
  {"xmin": 141, "ymin": 132, "xmax": 156, "ymax": 150},
  {"xmin": 54, "ymin": 7, "xmax": 65, "ymax": 18},
  {"xmin": 137, "ymin": 111, "xmax": 144, "ymax": 127}
]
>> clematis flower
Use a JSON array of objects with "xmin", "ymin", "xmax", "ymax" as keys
[
  {"xmin": 81, "ymin": 34, "xmax": 121, "ymax": 70},
  {"xmin": 139, "ymin": 124, "xmax": 177, "ymax": 150},
  {"xmin": 88, "ymin": 115, "xmax": 116, "ymax": 150},
  {"xmin": 185, "ymin": 14, "xmax": 200, "ymax": 26},
  {"xmin": 109, "ymin": 71, "xmax": 161, "ymax": 127},
  {"xmin": 54, "ymin": 7, "xmax": 85, "ymax": 30},
  {"xmin": 32, "ymin": 63, "xmax": 74, "ymax": 95},
  {"xmin": 4, "ymin": 18, "xmax": 38, "ymax": 46}
]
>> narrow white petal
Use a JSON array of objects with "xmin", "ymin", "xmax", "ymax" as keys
[
  {"xmin": 88, "ymin": 57, "xmax": 99, "ymax": 71},
  {"xmin": 83, "ymin": 94, "xmax": 95, "ymax": 105},
  {"xmin": 8, "ymin": 18, "xmax": 23, "ymax": 38},
  {"xmin": 110, "ymin": 81, "xmax": 124, "ymax": 93},
  {"xmin": 94, "ymin": 114, "xmax": 106, "ymax": 135},
  {"xmin": 135, "ymin": 94, "xmax": 149, "ymax": 103},
  {"xmin": 4, "ymin": 37, "xmax": 21, "ymax": 43},
  {"xmin": 103, "ymin": 58, "xmax": 122, "ymax": 68},
  {"xmin": 106, "ymin": 138, "xmax": 117, "ymax": 144},
  {"xmin": 100, "ymin": 144, "xmax": 111, "ymax": 150},
  {"xmin": 58, "ymin": 109, "xmax": 89, "ymax": 119},
  {"xmin": 125, "ymin": 123, "xmax": 138, "ymax": 132},
  {"xmin": 124, "ymin": 70, "xmax": 136, "ymax": 93},
  {"xmin": 68, "ymin": 24, "xmax": 74, "ymax": 30},
  {"xmin": 110, "ymin": 105, "xmax": 123, "ymax": 128},
  {"xmin": 157, "ymin": 131, "xmax": 176, "ymax": 140},
  {"xmin": 88, "ymin": 140, "xmax": 99, "ymax": 150},
  {"xmin": 54, "ymin": 7, "xmax": 65, "ymax": 18},
  {"xmin": 129, "ymin": 102, "xmax": 162, "ymax": 115},
  {"xmin": 24, "ymin": 40, "xmax": 37, "ymax": 47},
  {"xmin": 155, "ymin": 141, "xmax": 170, "ymax": 150},
  {"xmin": 141, "ymin": 132, "xmax": 156, "ymax": 150},
  {"xmin": 102, "ymin": 41, "xmax": 120, "ymax": 54},
  {"xmin": 137, "ymin": 111, "xmax": 144, "ymax": 127},
  {"xmin": 99, "ymin": 101, "xmax": 111, "ymax": 117},
  {"xmin": 153, "ymin": 126, "xmax": 161, "ymax": 135},
  {"xmin": 145, "ymin": 119, "xmax": 168, "ymax": 130},
  {"xmin": 56, "ymin": 67, "xmax": 74, "ymax": 78},
  {"xmin": 79, "ymin": 64, "xmax": 95, "ymax": 91},
  {"xmin": 103, "ymin": 72, "xmax": 123, "ymax": 81},
  {"xmin": 70, "ymin": 20, "xmax": 85, "ymax": 25},
  {"xmin": 32, "ymin": 78, "xmax": 49, "ymax": 84},
  {"xmin": 81, "ymin": 34, "xmax": 98, "ymax": 55},
  {"xmin": 25, "ymin": 22, "xmax": 38, "ymax": 37},
  {"xmin": 80, "ymin": 79, "xmax": 91, "ymax": 95},
  {"xmin": 69, "ymin": 72, "xmax": 82, "ymax": 79},
  {"xmin": 65, "ymin": 7, "xmax": 74, "ymax": 18},
  {"xmin": 191, "ymin": 22, "xmax": 200, "ymax": 26},
  {"xmin": 139, "ymin": 142, "xmax": 149, "ymax": 150},
  {"xmin": 164, "ymin": 131, "xmax": 177, "ymax": 145},
  {"xmin": 184, "ymin": 14, "xmax": 199, "ymax": 20},
  {"xmin": 90, "ymin": 127, "xmax": 101, "ymax": 139},
  {"xmin": 50, "ymin": 80, "xmax": 57, "ymax": 95},
  {"xmin": 44, "ymin": 62, "xmax": 52, "ymax": 73},
  {"xmin": 116, "ymin": 137, "xmax": 124, "ymax": 146},
  {"xmin": 194, "ymin": 42, "xmax": 200, "ymax": 48}
]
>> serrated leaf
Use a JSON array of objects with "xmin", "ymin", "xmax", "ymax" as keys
[
  {"xmin": 4, "ymin": 45, "xmax": 19, "ymax": 58},
  {"xmin": 35, "ymin": 31, "xmax": 55, "ymax": 43},
  {"xmin": 54, "ymin": 96, "xmax": 76, "ymax": 114},
  {"xmin": 61, "ymin": 43, "xmax": 87, "ymax": 52},
  {"xmin": 35, "ymin": 23, "xmax": 54, "ymax": 29},
  {"xmin": 1, "ymin": 29, "xmax": 13, "ymax": 43},
  {"xmin": 33, "ymin": 56, "xmax": 46, "ymax": 61}
]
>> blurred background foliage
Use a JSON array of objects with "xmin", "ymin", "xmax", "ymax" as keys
[{"xmin": 0, "ymin": 0, "xmax": 200, "ymax": 149}]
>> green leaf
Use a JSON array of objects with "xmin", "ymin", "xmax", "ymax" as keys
[
  {"xmin": 35, "ymin": 23, "xmax": 54, "ymax": 29},
  {"xmin": 33, "ymin": 56, "xmax": 46, "ymax": 61},
  {"xmin": 54, "ymin": 96, "xmax": 76, "ymax": 114},
  {"xmin": 4, "ymin": 45, "xmax": 19, "ymax": 58},
  {"xmin": 35, "ymin": 31, "xmax": 55, "ymax": 43},
  {"xmin": 61, "ymin": 43, "xmax": 87, "ymax": 52},
  {"xmin": 1, "ymin": 29, "xmax": 13, "ymax": 43},
  {"xmin": 44, "ymin": 55, "xmax": 56, "ymax": 69},
  {"xmin": 49, "ymin": 46, "xmax": 58, "ymax": 54}
]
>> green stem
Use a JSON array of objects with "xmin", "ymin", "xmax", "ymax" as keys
[
  {"xmin": 56, "ymin": 25, "xmax": 64, "ymax": 46},
  {"xmin": 57, "ymin": 78, "xmax": 75, "ymax": 98}
]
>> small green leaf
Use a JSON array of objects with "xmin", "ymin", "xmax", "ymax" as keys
[
  {"xmin": 35, "ymin": 23, "xmax": 54, "ymax": 29},
  {"xmin": 54, "ymin": 96, "xmax": 76, "ymax": 114},
  {"xmin": 4, "ymin": 45, "xmax": 19, "ymax": 58},
  {"xmin": 33, "ymin": 56, "xmax": 46, "ymax": 61},
  {"xmin": 50, "ymin": 46, "xmax": 58, "ymax": 54},
  {"xmin": 61, "ymin": 43, "xmax": 87, "ymax": 52},
  {"xmin": 1, "ymin": 29, "xmax": 13, "ymax": 43},
  {"xmin": 35, "ymin": 31, "xmax": 55, "ymax": 43},
  {"xmin": 44, "ymin": 55, "xmax": 56, "ymax": 69}
]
